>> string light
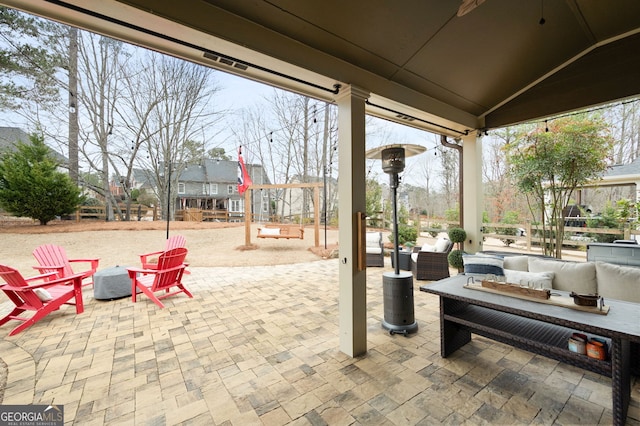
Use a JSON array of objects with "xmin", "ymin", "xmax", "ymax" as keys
[{"xmin": 532, "ymin": 97, "xmax": 640, "ymax": 131}]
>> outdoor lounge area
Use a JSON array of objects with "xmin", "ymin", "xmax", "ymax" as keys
[{"xmin": 1, "ymin": 259, "xmax": 638, "ymax": 424}]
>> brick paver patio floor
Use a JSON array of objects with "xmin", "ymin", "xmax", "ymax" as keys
[{"xmin": 0, "ymin": 259, "xmax": 638, "ymax": 424}]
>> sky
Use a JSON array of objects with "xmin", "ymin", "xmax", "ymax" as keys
[
  {"xmin": 209, "ymin": 70, "xmax": 446, "ymax": 187},
  {"xmin": 0, "ymin": 41, "xmax": 447, "ymax": 190}
]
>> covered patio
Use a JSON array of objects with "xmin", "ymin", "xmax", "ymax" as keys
[
  {"xmin": 2, "ymin": 0, "xmax": 639, "ymax": 357},
  {"xmin": 1, "ymin": 261, "xmax": 636, "ymax": 424}
]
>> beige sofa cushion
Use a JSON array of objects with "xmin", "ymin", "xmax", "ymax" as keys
[
  {"xmin": 528, "ymin": 257, "xmax": 597, "ymax": 294},
  {"xmin": 504, "ymin": 269, "xmax": 554, "ymax": 289},
  {"xmin": 503, "ymin": 256, "xmax": 529, "ymax": 271},
  {"xmin": 595, "ymin": 261, "xmax": 640, "ymax": 303}
]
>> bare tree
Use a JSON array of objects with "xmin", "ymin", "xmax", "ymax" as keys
[
  {"xmin": 438, "ymin": 145, "xmax": 459, "ymax": 211},
  {"xmin": 230, "ymin": 90, "xmax": 339, "ymax": 223},
  {"xmin": 605, "ymin": 100, "xmax": 640, "ymax": 163},
  {"xmin": 127, "ymin": 52, "xmax": 220, "ymax": 220},
  {"xmin": 483, "ymin": 127, "xmax": 527, "ymax": 222},
  {"xmin": 76, "ymin": 33, "xmax": 128, "ymax": 220}
]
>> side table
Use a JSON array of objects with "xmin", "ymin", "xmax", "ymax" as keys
[
  {"xmin": 93, "ymin": 266, "xmax": 133, "ymax": 300},
  {"xmin": 391, "ymin": 250, "xmax": 412, "ymax": 271}
]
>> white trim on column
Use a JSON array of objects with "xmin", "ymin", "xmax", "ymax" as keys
[
  {"xmin": 462, "ymin": 133, "xmax": 484, "ymax": 254},
  {"xmin": 336, "ymin": 84, "xmax": 369, "ymax": 357}
]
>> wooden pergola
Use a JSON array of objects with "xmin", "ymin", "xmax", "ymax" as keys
[{"xmin": 243, "ymin": 182, "xmax": 323, "ymax": 247}]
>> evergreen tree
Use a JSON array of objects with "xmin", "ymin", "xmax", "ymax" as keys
[
  {"xmin": 0, "ymin": 134, "xmax": 84, "ymax": 225},
  {"xmin": 0, "ymin": 7, "xmax": 62, "ymax": 110}
]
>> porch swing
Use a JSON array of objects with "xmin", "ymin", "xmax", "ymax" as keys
[
  {"xmin": 244, "ymin": 182, "xmax": 323, "ymax": 247},
  {"xmin": 257, "ymin": 211, "xmax": 305, "ymax": 239},
  {"xmin": 257, "ymin": 188, "xmax": 305, "ymax": 240},
  {"xmin": 257, "ymin": 222, "xmax": 304, "ymax": 239}
]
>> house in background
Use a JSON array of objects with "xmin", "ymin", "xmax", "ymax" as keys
[
  {"xmin": 282, "ymin": 174, "xmax": 336, "ymax": 225},
  {"xmin": 175, "ymin": 158, "xmax": 271, "ymax": 222}
]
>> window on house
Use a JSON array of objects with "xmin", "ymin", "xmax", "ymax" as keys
[
  {"xmin": 228, "ymin": 185, "xmax": 235, "ymax": 194},
  {"xmin": 178, "ymin": 182, "xmax": 185, "ymax": 194},
  {"xmin": 230, "ymin": 199, "xmax": 243, "ymax": 212},
  {"xmin": 211, "ymin": 184, "xmax": 218, "ymax": 194},
  {"xmin": 262, "ymin": 200, "xmax": 269, "ymax": 213}
]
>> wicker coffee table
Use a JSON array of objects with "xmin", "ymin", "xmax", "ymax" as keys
[{"xmin": 420, "ymin": 275, "xmax": 640, "ymax": 426}]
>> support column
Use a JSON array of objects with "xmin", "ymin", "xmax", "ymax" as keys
[
  {"xmin": 336, "ymin": 85, "xmax": 369, "ymax": 357},
  {"xmin": 462, "ymin": 132, "xmax": 483, "ymax": 254}
]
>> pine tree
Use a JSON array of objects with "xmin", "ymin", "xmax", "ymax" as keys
[
  {"xmin": 0, "ymin": 134, "xmax": 84, "ymax": 224},
  {"xmin": 0, "ymin": 6, "xmax": 62, "ymax": 110}
]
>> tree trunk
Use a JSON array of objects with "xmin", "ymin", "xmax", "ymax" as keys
[{"xmin": 68, "ymin": 27, "xmax": 79, "ymax": 184}]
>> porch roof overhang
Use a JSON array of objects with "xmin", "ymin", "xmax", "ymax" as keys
[{"xmin": 2, "ymin": 0, "xmax": 640, "ymax": 137}]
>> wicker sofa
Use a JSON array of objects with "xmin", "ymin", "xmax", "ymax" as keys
[
  {"xmin": 472, "ymin": 253, "xmax": 640, "ymax": 375},
  {"xmin": 410, "ymin": 237, "xmax": 453, "ymax": 280}
]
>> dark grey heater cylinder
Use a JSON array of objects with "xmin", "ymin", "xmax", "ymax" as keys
[{"xmin": 381, "ymin": 271, "xmax": 418, "ymax": 335}]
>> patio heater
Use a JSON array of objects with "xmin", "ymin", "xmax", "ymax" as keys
[{"xmin": 366, "ymin": 144, "xmax": 425, "ymax": 335}]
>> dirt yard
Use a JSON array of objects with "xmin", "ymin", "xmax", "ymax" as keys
[
  {"xmin": 0, "ymin": 217, "xmax": 587, "ymax": 277},
  {"xmin": 0, "ymin": 219, "xmax": 344, "ymax": 276}
]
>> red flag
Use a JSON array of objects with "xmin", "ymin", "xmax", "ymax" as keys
[{"xmin": 237, "ymin": 147, "xmax": 252, "ymax": 194}]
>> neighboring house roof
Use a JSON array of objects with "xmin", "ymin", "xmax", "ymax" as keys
[
  {"xmin": 0, "ymin": 126, "xmax": 68, "ymax": 164},
  {"xmin": 0, "ymin": 127, "xmax": 30, "ymax": 152},
  {"xmin": 582, "ymin": 157, "xmax": 640, "ymax": 189},
  {"xmin": 604, "ymin": 157, "xmax": 640, "ymax": 180},
  {"xmin": 179, "ymin": 159, "xmax": 237, "ymax": 184},
  {"xmin": 178, "ymin": 158, "xmax": 270, "ymax": 186},
  {"xmin": 132, "ymin": 168, "xmax": 155, "ymax": 188}
]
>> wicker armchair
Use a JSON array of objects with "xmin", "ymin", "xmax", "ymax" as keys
[
  {"xmin": 365, "ymin": 232, "xmax": 384, "ymax": 267},
  {"xmin": 411, "ymin": 240, "xmax": 453, "ymax": 281}
]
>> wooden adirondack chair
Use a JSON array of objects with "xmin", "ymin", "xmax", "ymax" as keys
[
  {"xmin": 127, "ymin": 247, "xmax": 191, "ymax": 308},
  {"xmin": 0, "ymin": 265, "xmax": 84, "ymax": 336},
  {"xmin": 139, "ymin": 235, "xmax": 186, "ymax": 270},
  {"xmin": 32, "ymin": 244, "xmax": 99, "ymax": 287}
]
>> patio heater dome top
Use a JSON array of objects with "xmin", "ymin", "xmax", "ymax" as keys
[
  {"xmin": 365, "ymin": 143, "xmax": 427, "ymax": 160},
  {"xmin": 366, "ymin": 143, "xmax": 427, "ymax": 175}
]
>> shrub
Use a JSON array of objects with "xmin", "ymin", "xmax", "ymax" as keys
[
  {"xmin": 427, "ymin": 222, "xmax": 442, "ymax": 238},
  {"xmin": 448, "ymin": 249, "xmax": 464, "ymax": 271},
  {"xmin": 500, "ymin": 211, "xmax": 519, "ymax": 246},
  {"xmin": 388, "ymin": 224, "xmax": 418, "ymax": 246},
  {"xmin": 448, "ymin": 227, "xmax": 467, "ymax": 245}
]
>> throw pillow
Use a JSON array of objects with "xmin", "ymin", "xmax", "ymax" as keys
[
  {"xmin": 503, "ymin": 255, "xmax": 529, "ymax": 271},
  {"xmin": 366, "ymin": 232, "xmax": 381, "ymax": 246},
  {"xmin": 528, "ymin": 257, "xmax": 597, "ymax": 294},
  {"xmin": 595, "ymin": 261, "xmax": 640, "ymax": 303},
  {"xmin": 504, "ymin": 269, "xmax": 554, "ymax": 289},
  {"xmin": 34, "ymin": 288, "xmax": 53, "ymax": 302},
  {"xmin": 434, "ymin": 238, "xmax": 450, "ymax": 253},
  {"xmin": 420, "ymin": 243, "xmax": 436, "ymax": 252},
  {"xmin": 260, "ymin": 227, "xmax": 280, "ymax": 236},
  {"xmin": 463, "ymin": 254, "xmax": 504, "ymax": 277}
]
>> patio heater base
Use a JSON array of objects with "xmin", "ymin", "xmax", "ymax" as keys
[{"xmin": 381, "ymin": 271, "xmax": 418, "ymax": 335}]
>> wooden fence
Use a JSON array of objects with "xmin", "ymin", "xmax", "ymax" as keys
[
  {"xmin": 74, "ymin": 204, "xmax": 156, "ymax": 222},
  {"xmin": 483, "ymin": 222, "xmax": 639, "ymax": 249},
  {"xmin": 418, "ymin": 216, "xmax": 639, "ymax": 248}
]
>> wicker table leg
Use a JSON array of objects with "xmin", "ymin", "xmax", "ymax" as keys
[
  {"xmin": 610, "ymin": 338, "xmax": 631, "ymax": 426},
  {"xmin": 440, "ymin": 297, "xmax": 471, "ymax": 357}
]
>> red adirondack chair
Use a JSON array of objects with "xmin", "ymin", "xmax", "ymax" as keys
[
  {"xmin": 139, "ymin": 235, "xmax": 186, "ymax": 270},
  {"xmin": 32, "ymin": 244, "xmax": 99, "ymax": 287},
  {"xmin": 127, "ymin": 247, "xmax": 191, "ymax": 308},
  {"xmin": 0, "ymin": 265, "xmax": 84, "ymax": 336}
]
